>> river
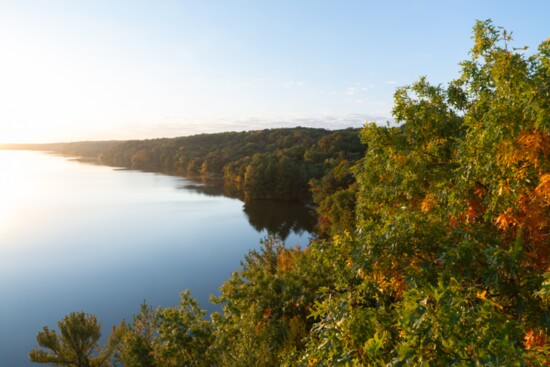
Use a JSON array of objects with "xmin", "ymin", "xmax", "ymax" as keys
[{"xmin": 0, "ymin": 150, "xmax": 314, "ymax": 366}]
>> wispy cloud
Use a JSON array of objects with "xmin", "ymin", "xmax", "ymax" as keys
[
  {"xmin": 345, "ymin": 87, "xmax": 357, "ymax": 96},
  {"xmin": 280, "ymin": 114, "xmax": 390, "ymax": 129},
  {"xmin": 345, "ymin": 82, "xmax": 374, "ymax": 96},
  {"xmin": 285, "ymin": 81, "xmax": 305, "ymax": 87},
  {"xmin": 103, "ymin": 113, "xmax": 393, "ymax": 140},
  {"xmin": 386, "ymin": 80, "xmax": 398, "ymax": 85}
]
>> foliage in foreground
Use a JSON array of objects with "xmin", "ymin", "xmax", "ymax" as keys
[{"xmin": 30, "ymin": 21, "xmax": 549, "ymax": 366}]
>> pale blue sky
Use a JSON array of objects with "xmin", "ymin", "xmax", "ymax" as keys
[{"xmin": 0, "ymin": 0, "xmax": 548, "ymax": 143}]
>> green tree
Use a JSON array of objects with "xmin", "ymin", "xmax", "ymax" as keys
[
  {"xmin": 113, "ymin": 303, "xmax": 158, "ymax": 367},
  {"xmin": 154, "ymin": 290, "xmax": 215, "ymax": 367},
  {"xmin": 112, "ymin": 293, "xmax": 214, "ymax": 367},
  {"xmin": 29, "ymin": 312, "xmax": 115, "ymax": 367},
  {"xmin": 298, "ymin": 20, "xmax": 549, "ymax": 366},
  {"xmin": 212, "ymin": 237, "xmax": 332, "ymax": 366}
]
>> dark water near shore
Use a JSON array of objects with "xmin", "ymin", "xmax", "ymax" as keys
[{"xmin": 0, "ymin": 150, "xmax": 314, "ymax": 366}]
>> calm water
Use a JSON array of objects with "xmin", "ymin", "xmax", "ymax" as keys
[{"xmin": 0, "ymin": 150, "xmax": 313, "ymax": 366}]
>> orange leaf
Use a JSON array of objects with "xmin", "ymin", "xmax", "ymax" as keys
[{"xmin": 495, "ymin": 208, "xmax": 518, "ymax": 230}]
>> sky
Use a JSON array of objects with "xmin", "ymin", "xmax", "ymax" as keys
[{"xmin": 0, "ymin": 0, "xmax": 548, "ymax": 143}]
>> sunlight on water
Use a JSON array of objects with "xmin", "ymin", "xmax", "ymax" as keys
[
  {"xmin": 0, "ymin": 151, "xmax": 92, "ymax": 240},
  {"xmin": 0, "ymin": 151, "xmax": 56, "ymax": 237}
]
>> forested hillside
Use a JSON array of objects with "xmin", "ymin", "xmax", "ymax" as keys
[
  {"xmin": 93, "ymin": 127, "xmax": 364, "ymax": 203},
  {"xmin": 29, "ymin": 21, "xmax": 549, "ymax": 366},
  {"xmin": 7, "ymin": 127, "xmax": 365, "ymax": 235}
]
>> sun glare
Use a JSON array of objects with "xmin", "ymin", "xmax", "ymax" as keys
[{"xmin": 0, "ymin": 151, "xmax": 58, "ymax": 236}]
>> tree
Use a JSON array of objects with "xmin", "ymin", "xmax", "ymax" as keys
[
  {"xmin": 298, "ymin": 20, "xmax": 549, "ymax": 365},
  {"xmin": 29, "ymin": 312, "xmax": 114, "ymax": 367},
  {"xmin": 112, "ymin": 303, "xmax": 158, "ymax": 367},
  {"xmin": 154, "ymin": 290, "xmax": 215, "ymax": 367},
  {"xmin": 211, "ymin": 237, "xmax": 333, "ymax": 366}
]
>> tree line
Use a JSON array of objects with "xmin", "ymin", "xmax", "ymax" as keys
[
  {"xmin": 18, "ymin": 127, "xmax": 365, "ymax": 236},
  {"xmin": 30, "ymin": 21, "xmax": 549, "ymax": 366}
]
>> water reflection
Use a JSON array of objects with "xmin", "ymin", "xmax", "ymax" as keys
[
  {"xmin": 56, "ymin": 156, "xmax": 318, "ymax": 240},
  {"xmin": 243, "ymin": 200, "xmax": 316, "ymax": 240},
  {"xmin": 178, "ymin": 181, "xmax": 233, "ymax": 198},
  {"xmin": 179, "ymin": 181, "xmax": 316, "ymax": 240},
  {"xmin": 44, "ymin": 153, "xmax": 317, "ymax": 241},
  {"xmin": 43, "ymin": 152, "xmax": 317, "ymax": 241}
]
